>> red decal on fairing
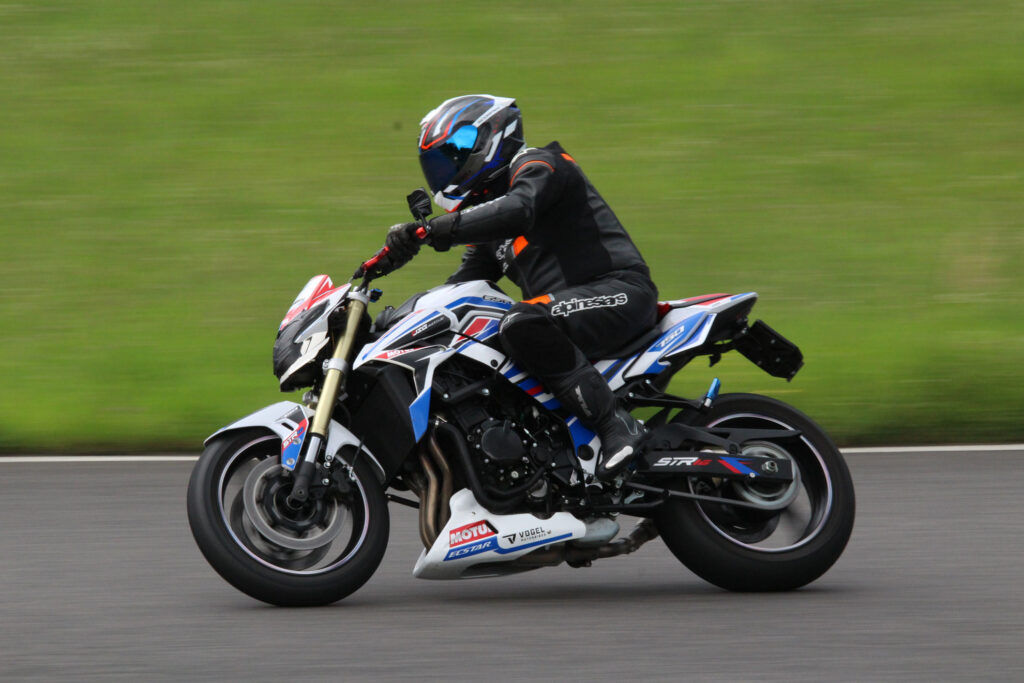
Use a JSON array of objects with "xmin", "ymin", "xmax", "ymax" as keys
[
  {"xmin": 449, "ymin": 521, "xmax": 497, "ymax": 548},
  {"xmin": 375, "ymin": 348, "xmax": 420, "ymax": 360},
  {"xmin": 463, "ymin": 316, "xmax": 498, "ymax": 337},
  {"xmin": 454, "ymin": 316, "xmax": 499, "ymax": 348},
  {"xmin": 280, "ymin": 276, "xmax": 349, "ymax": 329},
  {"xmin": 655, "ymin": 294, "xmax": 733, "ymax": 319},
  {"xmin": 694, "ymin": 296, "xmax": 730, "ymax": 306}
]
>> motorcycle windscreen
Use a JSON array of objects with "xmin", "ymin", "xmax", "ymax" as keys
[{"xmin": 280, "ymin": 275, "xmax": 350, "ymax": 331}]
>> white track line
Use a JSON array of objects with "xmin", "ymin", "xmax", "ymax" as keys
[
  {"xmin": 841, "ymin": 444, "xmax": 1024, "ymax": 454},
  {"xmin": 0, "ymin": 455, "xmax": 200, "ymax": 463},
  {"xmin": 2, "ymin": 445, "xmax": 1024, "ymax": 463}
]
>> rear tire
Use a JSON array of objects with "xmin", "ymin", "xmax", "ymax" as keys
[
  {"xmin": 654, "ymin": 393, "xmax": 855, "ymax": 591},
  {"xmin": 187, "ymin": 430, "xmax": 389, "ymax": 606}
]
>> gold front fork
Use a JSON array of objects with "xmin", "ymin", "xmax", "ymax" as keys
[
  {"xmin": 309, "ymin": 292, "xmax": 367, "ymax": 439},
  {"xmin": 288, "ymin": 287, "xmax": 369, "ymax": 504}
]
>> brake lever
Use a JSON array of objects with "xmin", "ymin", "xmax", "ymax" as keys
[
  {"xmin": 352, "ymin": 226, "xmax": 432, "ymax": 280},
  {"xmin": 353, "ymin": 246, "xmax": 390, "ymax": 280}
]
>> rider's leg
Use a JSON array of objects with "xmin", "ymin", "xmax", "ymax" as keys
[{"xmin": 498, "ymin": 274, "xmax": 657, "ymax": 480}]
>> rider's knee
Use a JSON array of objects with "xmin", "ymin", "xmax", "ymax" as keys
[{"xmin": 499, "ymin": 302, "xmax": 575, "ymax": 376}]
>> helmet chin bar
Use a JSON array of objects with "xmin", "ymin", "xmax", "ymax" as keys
[
  {"xmin": 435, "ymin": 163, "xmax": 517, "ymax": 214},
  {"xmin": 435, "ymin": 190, "xmax": 465, "ymax": 213}
]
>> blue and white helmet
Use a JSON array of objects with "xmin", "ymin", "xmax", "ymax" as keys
[{"xmin": 418, "ymin": 95, "xmax": 525, "ymax": 212}]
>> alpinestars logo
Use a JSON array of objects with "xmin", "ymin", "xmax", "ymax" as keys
[
  {"xmin": 550, "ymin": 293, "xmax": 628, "ymax": 317},
  {"xmin": 449, "ymin": 521, "xmax": 497, "ymax": 548}
]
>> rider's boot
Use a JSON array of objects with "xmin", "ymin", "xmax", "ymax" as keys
[{"xmin": 548, "ymin": 364, "xmax": 646, "ymax": 481}]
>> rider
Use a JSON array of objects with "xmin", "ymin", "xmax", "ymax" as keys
[{"xmin": 379, "ymin": 94, "xmax": 658, "ymax": 481}]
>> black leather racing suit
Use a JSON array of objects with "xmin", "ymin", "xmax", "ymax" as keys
[{"xmin": 430, "ymin": 141, "xmax": 659, "ymax": 379}]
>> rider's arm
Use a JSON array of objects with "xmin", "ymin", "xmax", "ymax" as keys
[
  {"xmin": 428, "ymin": 149, "xmax": 564, "ymax": 249},
  {"xmin": 446, "ymin": 244, "xmax": 503, "ymax": 284}
]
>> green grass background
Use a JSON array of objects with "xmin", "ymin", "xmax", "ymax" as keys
[{"xmin": 1, "ymin": 0, "xmax": 1021, "ymax": 452}]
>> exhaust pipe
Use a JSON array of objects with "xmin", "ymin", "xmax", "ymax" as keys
[
  {"xmin": 566, "ymin": 519, "xmax": 659, "ymax": 564},
  {"xmin": 410, "ymin": 433, "xmax": 456, "ymax": 550},
  {"xmin": 510, "ymin": 519, "xmax": 660, "ymax": 568},
  {"xmin": 427, "ymin": 432, "xmax": 454, "ymax": 531},
  {"xmin": 419, "ymin": 449, "xmax": 439, "ymax": 547},
  {"xmin": 404, "ymin": 470, "xmax": 433, "ymax": 550}
]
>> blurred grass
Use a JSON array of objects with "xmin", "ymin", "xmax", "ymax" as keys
[{"xmin": 1, "ymin": 0, "xmax": 1022, "ymax": 451}]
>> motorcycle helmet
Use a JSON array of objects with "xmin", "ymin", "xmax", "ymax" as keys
[{"xmin": 418, "ymin": 95, "xmax": 525, "ymax": 212}]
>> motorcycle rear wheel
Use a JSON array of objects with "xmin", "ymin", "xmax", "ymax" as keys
[
  {"xmin": 187, "ymin": 430, "xmax": 389, "ymax": 606},
  {"xmin": 655, "ymin": 393, "xmax": 855, "ymax": 591}
]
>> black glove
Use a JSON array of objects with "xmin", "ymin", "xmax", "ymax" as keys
[
  {"xmin": 366, "ymin": 250, "xmax": 402, "ymax": 279},
  {"xmin": 384, "ymin": 222, "xmax": 422, "ymax": 263},
  {"xmin": 426, "ymin": 212, "xmax": 458, "ymax": 252}
]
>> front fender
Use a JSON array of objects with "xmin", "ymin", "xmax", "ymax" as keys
[{"xmin": 204, "ymin": 401, "xmax": 386, "ymax": 483}]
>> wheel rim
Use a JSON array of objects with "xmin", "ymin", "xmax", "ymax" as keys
[
  {"xmin": 215, "ymin": 436, "xmax": 372, "ymax": 575},
  {"xmin": 728, "ymin": 440, "xmax": 802, "ymax": 511},
  {"xmin": 242, "ymin": 457, "xmax": 350, "ymax": 551},
  {"xmin": 691, "ymin": 413, "xmax": 833, "ymax": 553}
]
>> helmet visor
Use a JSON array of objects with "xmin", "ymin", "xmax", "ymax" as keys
[{"xmin": 419, "ymin": 124, "xmax": 478, "ymax": 194}]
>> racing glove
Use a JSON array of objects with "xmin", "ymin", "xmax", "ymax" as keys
[
  {"xmin": 426, "ymin": 212, "xmax": 457, "ymax": 252},
  {"xmin": 365, "ymin": 250, "xmax": 403, "ymax": 279},
  {"xmin": 384, "ymin": 222, "xmax": 422, "ymax": 263}
]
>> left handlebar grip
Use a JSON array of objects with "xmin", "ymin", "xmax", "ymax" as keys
[{"xmin": 354, "ymin": 246, "xmax": 390, "ymax": 279}]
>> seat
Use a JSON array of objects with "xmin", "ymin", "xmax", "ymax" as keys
[
  {"xmin": 656, "ymin": 294, "xmax": 731, "ymax": 319},
  {"xmin": 591, "ymin": 325, "xmax": 663, "ymax": 361}
]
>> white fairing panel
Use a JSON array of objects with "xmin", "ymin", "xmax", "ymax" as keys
[
  {"xmin": 413, "ymin": 280, "xmax": 513, "ymax": 312},
  {"xmin": 277, "ymin": 278, "xmax": 352, "ymax": 389},
  {"xmin": 612, "ymin": 292, "xmax": 759, "ymax": 384},
  {"xmin": 354, "ymin": 280, "xmax": 513, "ymax": 369},
  {"xmin": 413, "ymin": 489, "xmax": 587, "ymax": 579},
  {"xmin": 203, "ymin": 401, "xmax": 386, "ymax": 481}
]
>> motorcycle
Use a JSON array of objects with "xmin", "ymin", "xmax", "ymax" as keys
[{"xmin": 187, "ymin": 190, "xmax": 855, "ymax": 606}]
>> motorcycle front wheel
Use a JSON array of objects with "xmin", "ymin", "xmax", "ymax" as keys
[
  {"xmin": 655, "ymin": 393, "xmax": 855, "ymax": 591},
  {"xmin": 187, "ymin": 430, "xmax": 389, "ymax": 606}
]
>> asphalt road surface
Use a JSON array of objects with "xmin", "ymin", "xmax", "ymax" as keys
[{"xmin": 2, "ymin": 448, "xmax": 1023, "ymax": 682}]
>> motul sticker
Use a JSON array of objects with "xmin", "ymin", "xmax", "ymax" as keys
[{"xmin": 449, "ymin": 520, "xmax": 497, "ymax": 548}]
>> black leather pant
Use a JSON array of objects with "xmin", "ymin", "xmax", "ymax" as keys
[{"xmin": 499, "ymin": 270, "xmax": 658, "ymax": 381}]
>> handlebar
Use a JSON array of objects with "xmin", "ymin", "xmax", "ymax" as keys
[
  {"xmin": 353, "ymin": 189, "xmax": 434, "ymax": 281},
  {"xmin": 353, "ymin": 225, "xmax": 431, "ymax": 281},
  {"xmin": 355, "ymin": 245, "xmax": 390, "ymax": 279}
]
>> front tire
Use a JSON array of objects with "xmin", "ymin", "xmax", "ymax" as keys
[
  {"xmin": 655, "ymin": 393, "xmax": 855, "ymax": 591},
  {"xmin": 187, "ymin": 430, "xmax": 389, "ymax": 606}
]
